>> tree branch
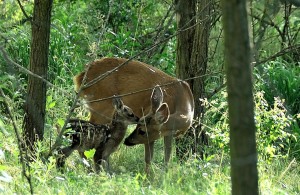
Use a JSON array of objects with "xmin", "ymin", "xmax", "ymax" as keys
[
  {"xmin": 16, "ymin": 0, "xmax": 31, "ymax": 21},
  {"xmin": 255, "ymin": 44, "xmax": 300, "ymax": 66},
  {"xmin": 0, "ymin": 88, "xmax": 34, "ymax": 195},
  {"xmin": 207, "ymin": 44, "xmax": 300, "ymax": 99},
  {"xmin": 0, "ymin": 46, "xmax": 52, "ymax": 86},
  {"xmin": 0, "ymin": 46, "xmax": 71, "ymax": 96}
]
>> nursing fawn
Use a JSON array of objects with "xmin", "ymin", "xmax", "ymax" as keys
[{"xmin": 56, "ymin": 97, "xmax": 139, "ymax": 172}]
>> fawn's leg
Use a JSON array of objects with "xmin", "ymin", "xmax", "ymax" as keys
[
  {"xmin": 99, "ymin": 139, "xmax": 119, "ymax": 172},
  {"xmin": 56, "ymin": 144, "xmax": 78, "ymax": 169}
]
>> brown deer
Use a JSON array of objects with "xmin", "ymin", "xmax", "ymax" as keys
[
  {"xmin": 56, "ymin": 97, "xmax": 139, "ymax": 172},
  {"xmin": 124, "ymin": 86, "xmax": 172, "ymax": 172},
  {"xmin": 74, "ymin": 57, "xmax": 194, "ymax": 172}
]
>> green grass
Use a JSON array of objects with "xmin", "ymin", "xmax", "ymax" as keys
[
  {"xmin": 1, "ymin": 65, "xmax": 299, "ymax": 194},
  {"xmin": 1, "ymin": 1, "xmax": 300, "ymax": 194},
  {"xmin": 1, "ymin": 129, "xmax": 299, "ymax": 195}
]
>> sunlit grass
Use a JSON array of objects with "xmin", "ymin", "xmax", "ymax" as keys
[{"xmin": 1, "ymin": 130, "xmax": 299, "ymax": 195}]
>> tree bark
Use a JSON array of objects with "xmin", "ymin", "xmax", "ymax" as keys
[
  {"xmin": 189, "ymin": 1, "xmax": 211, "ymax": 155},
  {"xmin": 175, "ymin": 0, "xmax": 211, "ymax": 159},
  {"xmin": 175, "ymin": 0, "xmax": 196, "ymax": 81},
  {"xmin": 23, "ymin": 0, "xmax": 53, "ymax": 153},
  {"xmin": 174, "ymin": 0, "xmax": 196, "ymax": 160},
  {"xmin": 221, "ymin": 0, "xmax": 259, "ymax": 194}
]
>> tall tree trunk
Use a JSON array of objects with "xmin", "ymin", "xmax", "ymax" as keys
[
  {"xmin": 221, "ymin": 0, "xmax": 259, "ymax": 194},
  {"xmin": 23, "ymin": 0, "xmax": 53, "ymax": 153},
  {"xmin": 175, "ymin": 0, "xmax": 211, "ymax": 159},
  {"xmin": 189, "ymin": 0, "xmax": 211, "ymax": 156},
  {"xmin": 175, "ymin": 0, "xmax": 196, "ymax": 81},
  {"xmin": 174, "ymin": 0, "xmax": 196, "ymax": 160}
]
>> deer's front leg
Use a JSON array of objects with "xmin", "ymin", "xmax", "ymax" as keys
[
  {"xmin": 144, "ymin": 141, "xmax": 154, "ymax": 174},
  {"xmin": 164, "ymin": 134, "xmax": 173, "ymax": 167}
]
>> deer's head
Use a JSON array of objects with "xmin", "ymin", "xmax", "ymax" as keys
[
  {"xmin": 124, "ymin": 86, "xmax": 170, "ymax": 146},
  {"xmin": 112, "ymin": 97, "xmax": 140, "ymax": 125}
]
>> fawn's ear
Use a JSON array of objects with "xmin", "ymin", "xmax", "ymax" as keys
[
  {"xmin": 112, "ymin": 97, "xmax": 124, "ymax": 110},
  {"xmin": 154, "ymin": 103, "xmax": 170, "ymax": 124},
  {"xmin": 150, "ymin": 85, "xmax": 163, "ymax": 113}
]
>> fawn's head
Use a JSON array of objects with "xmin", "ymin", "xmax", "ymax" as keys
[
  {"xmin": 124, "ymin": 86, "xmax": 170, "ymax": 146},
  {"xmin": 112, "ymin": 97, "xmax": 140, "ymax": 125}
]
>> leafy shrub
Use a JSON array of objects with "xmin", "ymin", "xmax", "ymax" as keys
[
  {"xmin": 255, "ymin": 92, "xmax": 296, "ymax": 160},
  {"xmin": 204, "ymin": 90, "xmax": 298, "ymax": 161},
  {"xmin": 257, "ymin": 60, "xmax": 300, "ymax": 119}
]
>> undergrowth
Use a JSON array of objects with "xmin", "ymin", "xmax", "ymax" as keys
[{"xmin": 1, "ymin": 134, "xmax": 299, "ymax": 194}]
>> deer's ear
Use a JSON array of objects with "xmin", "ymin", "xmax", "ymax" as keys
[
  {"xmin": 112, "ymin": 97, "xmax": 124, "ymax": 110},
  {"xmin": 150, "ymin": 85, "xmax": 163, "ymax": 112},
  {"xmin": 155, "ymin": 103, "xmax": 170, "ymax": 124}
]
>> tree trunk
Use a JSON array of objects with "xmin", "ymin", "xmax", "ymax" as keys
[
  {"xmin": 23, "ymin": 0, "xmax": 53, "ymax": 153},
  {"xmin": 189, "ymin": 0, "xmax": 211, "ymax": 156},
  {"xmin": 175, "ymin": 0, "xmax": 211, "ymax": 159},
  {"xmin": 174, "ymin": 0, "xmax": 196, "ymax": 160},
  {"xmin": 175, "ymin": 0, "xmax": 196, "ymax": 81},
  {"xmin": 221, "ymin": 0, "xmax": 259, "ymax": 194}
]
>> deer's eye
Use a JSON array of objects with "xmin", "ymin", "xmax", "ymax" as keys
[
  {"xmin": 122, "ymin": 108, "xmax": 130, "ymax": 115},
  {"xmin": 138, "ymin": 128, "xmax": 146, "ymax": 135},
  {"xmin": 128, "ymin": 113, "xmax": 134, "ymax": 117}
]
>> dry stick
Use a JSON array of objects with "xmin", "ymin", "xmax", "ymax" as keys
[
  {"xmin": 16, "ymin": 0, "xmax": 31, "ymax": 20},
  {"xmin": 47, "ymin": 60, "xmax": 92, "ymax": 156},
  {"xmin": 0, "ymin": 46, "xmax": 52, "ymax": 86},
  {"xmin": 278, "ymin": 158, "xmax": 296, "ymax": 181},
  {"xmin": 96, "ymin": 0, "xmax": 113, "ymax": 51},
  {"xmin": 153, "ymin": 4, "xmax": 174, "ymax": 41},
  {"xmin": 255, "ymin": 44, "xmax": 300, "ymax": 65},
  {"xmin": 0, "ymin": 46, "xmax": 71, "ymax": 97},
  {"xmin": 49, "ymin": 22, "xmax": 205, "ymax": 155},
  {"xmin": 81, "ymin": 15, "xmax": 214, "ymax": 90},
  {"xmin": 146, "ymin": 4, "xmax": 175, "ymax": 57},
  {"xmin": 0, "ymin": 89, "xmax": 34, "ymax": 195},
  {"xmin": 48, "ymin": 0, "xmax": 115, "ymax": 156}
]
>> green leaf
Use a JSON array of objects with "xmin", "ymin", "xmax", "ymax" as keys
[
  {"xmin": 48, "ymin": 101, "xmax": 56, "ymax": 109},
  {"xmin": 0, "ymin": 119, "xmax": 9, "ymax": 136},
  {"xmin": 84, "ymin": 149, "xmax": 96, "ymax": 159},
  {"xmin": 57, "ymin": 118, "xmax": 65, "ymax": 128}
]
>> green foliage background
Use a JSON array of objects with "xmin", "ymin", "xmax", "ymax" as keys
[{"xmin": 0, "ymin": 0, "xmax": 300, "ymax": 194}]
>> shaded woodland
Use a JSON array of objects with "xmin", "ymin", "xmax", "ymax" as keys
[{"xmin": 0, "ymin": 0, "xmax": 299, "ymax": 194}]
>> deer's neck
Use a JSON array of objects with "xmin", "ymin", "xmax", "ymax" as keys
[{"xmin": 109, "ymin": 113, "xmax": 127, "ymax": 139}]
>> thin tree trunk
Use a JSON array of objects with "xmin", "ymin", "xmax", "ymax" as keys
[
  {"xmin": 221, "ymin": 0, "xmax": 259, "ymax": 194},
  {"xmin": 175, "ymin": 0, "xmax": 211, "ymax": 159},
  {"xmin": 174, "ymin": 0, "xmax": 196, "ymax": 160},
  {"xmin": 175, "ymin": 0, "xmax": 196, "ymax": 81},
  {"xmin": 23, "ymin": 0, "xmax": 53, "ymax": 153},
  {"xmin": 189, "ymin": 0, "xmax": 211, "ymax": 156}
]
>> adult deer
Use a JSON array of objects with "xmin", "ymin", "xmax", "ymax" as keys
[
  {"xmin": 74, "ymin": 57, "xmax": 194, "ymax": 172},
  {"xmin": 124, "ymin": 85, "xmax": 178, "ymax": 172}
]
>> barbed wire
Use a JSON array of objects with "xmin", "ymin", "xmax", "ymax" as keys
[
  {"xmin": 83, "ymin": 71, "xmax": 222, "ymax": 105},
  {"xmin": 2, "ymin": 1, "xmax": 299, "ymax": 159},
  {"xmin": 0, "ymin": 6, "xmax": 218, "ymax": 157}
]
